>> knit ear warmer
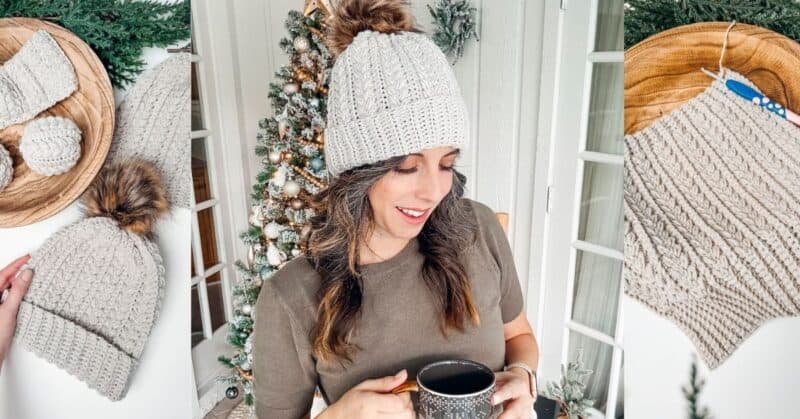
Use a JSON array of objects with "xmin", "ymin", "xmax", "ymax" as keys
[
  {"xmin": 14, "ymin": 159, "xmax": 169, "ymax": 401},
  {"xmin": 0, "ymin": 30, "xmax": 77, "ymax": 130},
  {"xmin": 0, "ymin": 143, "xmax": 12, "ymax": 192},
  {"xmin": 19, "ymin": 116, "xmax": 82, "ymax": 176},
  {"xmin": 623, "ymin": 70, "xmax": 800, "ymax": 369}
]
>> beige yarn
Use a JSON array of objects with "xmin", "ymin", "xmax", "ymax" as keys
[
  {"xmin": 623, "ymin": 70, "xmax": 800, "ymax": 369},
  {"xmin": 324, "ymin": 30, "xmax": 470, "ymax": 176},
  {"xmin": 19, "ymin": 116, "xmax": 82, "ymax": 176},
  {"xmin": 0, "ymin": 30, "xmax": 77, "ymax": 129},
  {"xmin": 0, "ymin": 143, "xmax": 12, "ymax": 191}
]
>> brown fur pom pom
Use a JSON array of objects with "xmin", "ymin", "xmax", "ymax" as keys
[
  {"xmin": 83, "ymin": 159, "xmax": 170, "ymax": 238},
  {"xmin": 325, "ymin": 0, "xmax": 421, "ymax": 57}
]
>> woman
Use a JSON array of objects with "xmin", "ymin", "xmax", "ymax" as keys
[{"xmin": 252, "ymin": 1, "xmax": 539, "ymax": 418}]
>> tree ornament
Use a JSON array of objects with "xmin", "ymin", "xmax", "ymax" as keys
[
  {"xmin": 268, "ymin": 150, "xmax": 282, "ymax": 164},
  {"xmin": 247, "ymin": 246, "xmax": 256, "ymax": 267},
  {"xmin": 309, "ymin": 156, "xmax": 324, "ymax": 170},
  {"xmin": 253, "ymin": 278, "xmax": 263, "ymax": 287},
  {"xmin": 290, "ymin": 198, "xmax": 305, "ymax": 210},
  {"xmin": 241, "ymin": 304, "xmax": 252, "ymax": 315},
  {"xmin": 248, "ymin": 206, "xmax": 264, "ymax": 227},
  {"xmin": 225, "ymin": 386, "xmax": 239, "ymax": 399},
  {"xmin": 283, "ymin": 82, "xmax": 299, "ymax": 95},
  {"xmin": 281, "ymin": 151, "xmax": 293, "ymax": 161},
  {"xmin": 272, "ymin": 167, "xmax": 287, "ymax": 187},
  {"xmin": 315, "ymin": 132, "xmax": 325, "ymax": 144},
  {"xmin": 291, "ymin": 247, "xmax": 301, "ymax": 257},
  {"xmin": 264, "ymin": 222, "xmax": 284, "ymax": 239},
  {"xmin": 293, "ymin": 36, "xmax": 310, "ymax": 52},
  {"xmin": 267, "ymin": 242, "xmax": 284, "ymax": 266},
  {"xmin": 283, "ymin": 180, "xmax": 301, "ymax": 197}
]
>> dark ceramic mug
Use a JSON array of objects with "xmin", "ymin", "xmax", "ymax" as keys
[{"xmin": 391, "ymin": 359, "xmax": 499, "ymax": 419}]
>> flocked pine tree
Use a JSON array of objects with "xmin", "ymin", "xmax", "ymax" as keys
[{"xmin": 218, "ymin": 0, "xmax": 333, "ymax": 406}]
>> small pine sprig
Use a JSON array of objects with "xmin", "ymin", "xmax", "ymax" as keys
[
  {"xmin": 543, "ymin": 350, "xmax": 595, "ymax": 419},
  {"xmin": 682, "ymin": 355, "xmax": 712, "ymax": 419},
  {"xmin": 427, "ymin": 0, "xmax": 480, "ymax": 64},
  {"xmin": 625, "ymin": 0, "xmax": 800, "ymax": 48}
]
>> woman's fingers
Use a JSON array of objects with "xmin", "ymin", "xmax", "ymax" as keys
[
  {"xmin": 1, "ymin": 269, "xmax": 32, "ymax": 312},
  {"xmin": 0, "ymin": 255, "xmax": 31, "ymax": 289},
  {"xmin": 374, "ymin": 391, "xmax": 412, "ymax": 413}
]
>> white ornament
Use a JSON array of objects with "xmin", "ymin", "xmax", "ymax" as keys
[
  {"xmin": 242, "ymin": 304, "xmax": 252, "ymax": 315},
  {"xmin": 272, "ymin": 167, "xmax": 287, "ymax": 187},
  {"xmin": 283, "ymin": 180, "xmax": 301, "ymax": 197},
  {"xmin": 267, "ymin": 243, "xmax": 284, "ymax": 266},
  {"xmin": 291, "ymin": 248, "xmax": 301, "ymax": 257},
  {"xmin": 293, "ymin": 36, "xmax": 310, "ymax": 52},
  {"xmin": 264, "ymin": 222, "xmax": 284, "ymax": 239},
  {"xmin": 268, "ymin": 150, "xmax": 282, "ymax": 164},
  {"xmin": 283, "ymin": 83, "xmax": 299, "ymax": 95}
]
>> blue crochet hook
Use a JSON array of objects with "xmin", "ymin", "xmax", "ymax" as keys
[{"xmin": 725, "ymin": 79, "xmax": 800, "ymax": 126}]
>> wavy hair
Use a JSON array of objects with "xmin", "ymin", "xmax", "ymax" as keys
[{"xmin": 305, "ymin": 156, "xmax": 480, "ymax": 363}]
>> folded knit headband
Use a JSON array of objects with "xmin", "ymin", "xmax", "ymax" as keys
[
  {"xmin": 623, "ymin": 70, "xmax": 800, "ymax": 369},
  {"xmin": 322, "ymin": 0, "xmax": 470, "ymax": 177}
]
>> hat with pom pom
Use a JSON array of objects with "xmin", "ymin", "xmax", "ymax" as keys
[
  {"xmin": 323, "ymin": 0, "xmax": 471, "ymax": 176},
  {"xmin": 13, "ymin": 159, "xmax": 169, "ymax": 401}
]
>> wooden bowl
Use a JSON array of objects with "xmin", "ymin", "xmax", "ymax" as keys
[
  {"xmin": 625, "ymin": 22, "xmax": 800, "ymax": 135},
  {"xmin": 0, "ymin": 18, "xmax": 114, "ymax": 227}
]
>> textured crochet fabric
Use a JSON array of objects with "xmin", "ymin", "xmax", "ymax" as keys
[
  {"xmin": 106, "ymin": 53, "xmax": 191, "ymax": 208},
  {"xmin": 323, "ymin": 30, "xmax": 470, "ymax": 176},
  {"xmin": 0, "ymin": 30, "xmax": 77, "ymax": 130},
  {"xmin": 19, "ymin": 116, "xmax": 82, "ymax": 176},
  {"xmin": 624, "ymin": 70, "xmax": 800, "ymax": 369},
  {"xmin": 0, "ymin": 143, "xmax": 12, "ymax": 191},
  {"xmin": 14, "ymin": 216, "xmax": 165, "ymax": 400}
]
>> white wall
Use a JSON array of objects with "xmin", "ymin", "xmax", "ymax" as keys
[
  {"xmin": 625, "ymin": 297, "xmax": 800, "ymax": 418},
  {"xmin": 221, "ymin": 0, "xmax": 548, "ymax": 334},
  {"xmin": 0, "ymin": 47, "xmax": 193, "ymax": 419}
]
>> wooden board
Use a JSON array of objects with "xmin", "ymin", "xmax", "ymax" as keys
[
  {"xmin": 625, "ymin": 22, "xmax": 800, "ymax": 135},
  {"xmin": 0, "ymin": 18, "xmax": 114, "ymax": 227}
]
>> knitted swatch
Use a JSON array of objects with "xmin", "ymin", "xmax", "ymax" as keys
[
  {"xmin": 324, "ymin": 30, "xmax": 470, "ymax": 176},
  {"xmin": 19, "ymin": 116, "xmax": 82, "ymax": 176},
  {"xmin": 0, "ymin": 143, "xmax": 12, "ymax": 191},
  {"xmin": 0, "ymin": 30, "xmax": 77, "ymax": 130},
  {"xmin": 624, "ymin": 70, "xmax": 800, "ymax": 369},
  {"xmin": 105, "ymin": 53, "xmax": 191, "ymax": 208}
]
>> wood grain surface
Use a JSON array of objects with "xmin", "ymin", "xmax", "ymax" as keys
[
  {"xmin": 625, "ymin": 22, "xmax": 800, "ymax": 135},
  {"xmin": 0, "ymin": 18, "xmax": 114, "ymax": 227}
]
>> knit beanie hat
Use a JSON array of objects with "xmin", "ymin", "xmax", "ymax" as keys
[
  {"xmin": 322, "ymin": 0, "xmax": 470, "ymax": 176},
  {"xmin": 19, "ymin": 116, "xmax": 82, "ymax": 176},
  {"xmin": 623, "ymin": 70, "xmax": 800, "ymax": 369},
  {"xmin": 0, "ymin": 143, "xmax": 12, "ymax": 192},
  {"xmin": 14, "ymin": 159, "xmax": 169, "ymax": 401},
  {"xmin": 0, "ymin": 30, "xmax": 77, "ymax": 130},
  {"xmin": 105, "ymin": 53, "xmax": 191, "ymax": 208}
]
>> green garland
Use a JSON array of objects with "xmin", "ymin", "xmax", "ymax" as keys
[
  {"xmin": 625, "ymin": 0, "xmax": 800, "ymax": 48},
  {"xmin": 0, "ymin": 0, "xmax": 190, "ymax": 88}
]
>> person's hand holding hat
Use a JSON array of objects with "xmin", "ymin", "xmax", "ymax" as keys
[{"xmin": 0, "ymin": 254, "xmax": 33, "ymax": 374}]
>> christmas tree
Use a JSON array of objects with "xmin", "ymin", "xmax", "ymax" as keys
[{"xmin": 218, "ymin": 0, "xmax": 332, "ymax": 406}]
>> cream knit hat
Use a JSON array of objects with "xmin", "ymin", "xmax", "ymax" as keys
[
  {"xmin": 323, "ymin": 1, "xmax": 470, "ymax": 176},
  {"xmin": 624, "ymin": 70, "xmax": 800, "ymax": 369},
  {"xmin": 0, "ymin": 30, "xmax": 77, "ymax": 130}
]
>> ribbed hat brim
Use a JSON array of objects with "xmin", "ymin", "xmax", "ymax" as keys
[{"xmin": 14, "ymin": 300, "xmax": 137, "ymax": 401}]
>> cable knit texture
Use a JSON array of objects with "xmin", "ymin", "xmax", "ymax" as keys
[
  {"xmin": 106, "ymin": 53, "xmax": 191, "ymax": 208},
  {"xmin": 19, "ymin": 116, "xmax": 82, "ymax": 176},
  {"xmin": 14, "ymin": 217, "xmax": 166, "ymax": 401},
  {"xmin": 623, "ymin": 70, "xmax": 800, "ymax": 369},
  {"xmin": 0, "ymin": 30, "xmax": 77, "ymax": 130},
  {"xmin": 324, "ymin": 30, "xmax": 470, "ymax": 176},
  {"xmin": 0, "ymin": 143, "xmax": 12, "ymax": 191}
]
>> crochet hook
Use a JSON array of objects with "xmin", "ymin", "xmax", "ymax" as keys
[{"xmin": 701, "ymin": 67, "xmax": 800, "ymax": 127}]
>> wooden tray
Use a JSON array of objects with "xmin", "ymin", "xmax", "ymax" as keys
[
  {"xmin": 0, "ymin": 18, "xmax": 114, "ymax": 227},
  {"xmin": 625, "ymin": 22, "xmax": 800, "ymax": 135}
]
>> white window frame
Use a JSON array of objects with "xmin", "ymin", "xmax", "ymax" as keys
[
  {"xmin": 191, "ymin": 0, "xmax": 251, "ymax": 416},
  {"xmin": 535, "ymin": 1, "xmax": 624, "ymax": 418}
]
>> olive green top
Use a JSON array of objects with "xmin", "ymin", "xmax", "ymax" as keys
[{"xmin": 253, "ymin": 199, "xmax": 524, "ymax": 418}]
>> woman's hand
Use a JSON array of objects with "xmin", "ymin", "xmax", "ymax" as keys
[
  {"xmin": 0, "ymin": 255, "xmax": 33, "ymax": 373},
  {"xmin": 319, "ymin": 369, "xmax": 414, "ymax": 419},
  {"xmin": 492, "ymin": 369, "xmax": 537, "ymax": 419}
]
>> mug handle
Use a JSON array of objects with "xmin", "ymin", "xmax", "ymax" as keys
[{"xmin": 391, "ymin": 379, "xmax": 419, "ymax": 394}]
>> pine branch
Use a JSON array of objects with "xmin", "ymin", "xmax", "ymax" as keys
[
  {"xmin": 0, "ymin": 0, "xmax": 190, "ymax": 88},
  {"xmin": 625, "ymin": 0, "xmax": 800, "ymax": 48}
]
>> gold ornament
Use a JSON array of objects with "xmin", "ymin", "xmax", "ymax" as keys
[
  {"xmin": 290, "ymin": 163, "xmax": 325, "ymax": 189},
  {"xmin": 291, "ymin": 198, "xmax": 305, "ymax": 210},
  {"xmin": 315, "ymin": 132, "xmax": 325, "ymax": 144},
  {"xmin": 281, "ymin": 151, "xmax": 293, "ymax": 161}
]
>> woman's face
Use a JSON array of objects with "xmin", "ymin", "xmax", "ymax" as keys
[{"xmin": 367, "ymin": 146, "xmax": 460, "ymax": 241}]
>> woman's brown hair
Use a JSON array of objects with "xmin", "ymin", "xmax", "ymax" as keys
[{"xmin": 306, "ymin": 156, "xmax": 480, "ymax": 363}]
